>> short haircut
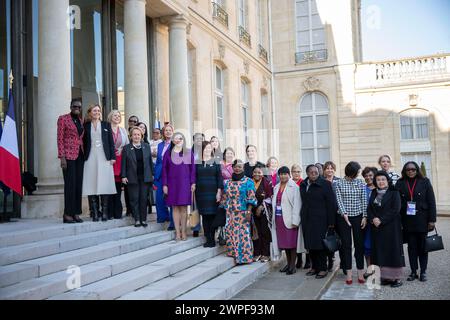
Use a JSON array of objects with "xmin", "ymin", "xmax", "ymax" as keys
[
  {"xmin": 128, "ymin": 115, "xmax": 139, "ymax": 122},
  {"xmin": 373, "ymin": 170, "xmax": 392, "ymax": 189},
  {"xmin": 306, "ymin": 164, "xmax": 318, "ymax": 174},
  {"xmin": 362, "ymin": 166, "xmax": 378, "ymax": 178},
  {"xmin": 107, "ymin": 110, "xmax": 121, "ymax": 123},
  {"xmin": 291, "ymin": 164, "xmax": 302, "ymax": 172},
  {"xmin": 223, "ymin": 147, "xmax": 235, "ymax": 161},
  {"xmin": 278, "ymin": 166, "xmax": 290, "ymax": 176},
  {"xmin": 129, "ymin": 126, "xmax": 144, "ymax": 137},
  {"xmin": 344, "ymin": 161, "xmax": 361, "ymax": 179},
  {"xmin": 266, "ymin": 156, "xmax": 279, "ymax": 168},
  {"xmin": 232, "ymin": 159, "xmax": 244, "ymax": 167},
  {"xmin": 323, "ymin": 161, "xmax": 336, "ymax": 171},
  {"xmin": 71, "ymin": 98, "xmax": 82, "ymax": 106}
]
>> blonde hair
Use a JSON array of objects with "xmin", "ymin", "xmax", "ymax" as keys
[
  {"xmin": 86, "ymin": 104, "xmax": 102, "ymax": 122},
  {"xmin": 378, "ymin": 154, "xmax": 394, "ymax": 166},
  {"xmin": 291, "ymin": 164, "xmax": 302, "ymax": 172},
  {"xmin": 129, "ymin": 126, "xmax": 144, "ymax": 140},
  {"xmin": 107, "ymin": 110, "xmax": 121, "ymax": 123}
]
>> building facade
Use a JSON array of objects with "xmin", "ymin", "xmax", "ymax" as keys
[
  {"xmin": 1, "ymin": 0, "xmax": 449, "ymax": 218},
  {"xmin": 271, "ymin": 0, "xmax": 450, "ymax": 211},
  {"xmin": 0, "ymin": 0, "xmax": 275, "ymax": 218}
]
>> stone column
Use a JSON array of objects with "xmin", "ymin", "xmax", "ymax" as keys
[
  {"xmin": 168, "ymin": 15, "xmax": 191, "ymax": 134},
  {"xmin": 36, "ymin": 0, "xmax": 71, "ymax": 193},
  {"xmin": 22, "ymin": 0, "xmax": 72, "ymax": 218},
  {"xmin": 124, "ymin": 0, "xmax": 150, "ymax": 126}
]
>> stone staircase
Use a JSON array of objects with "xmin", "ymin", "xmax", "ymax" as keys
[{"xmin": 0, "ymin": 219, "xmax": 269, "ymax": 300}]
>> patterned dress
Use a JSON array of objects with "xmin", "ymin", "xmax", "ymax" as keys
[{"xmin": 222, "ymin": 176, "xmax": 257, "ymax": 264}]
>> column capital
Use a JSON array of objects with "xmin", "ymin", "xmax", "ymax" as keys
[{"xmin": 166, "ymin": 14, "xmax": 189, "ymax": 28}]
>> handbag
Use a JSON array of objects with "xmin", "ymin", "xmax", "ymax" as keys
[
  {"xmin": 424, "ymin": 227, "xmax": 444, "ymax": 253},
  {"xmin": 212, "ymin": 207, "xmax": 226, "ymax": 228},
  {"xmin": 217, "ymin": 226, "xmax": 226, "ymax": 246},
  {"xmin": 187, "ymin": 193, "xmax": 200, "ymax": 228},
  {"xmin": 322, "ymin": 228, "xmax": 342, "ymax": 253}
]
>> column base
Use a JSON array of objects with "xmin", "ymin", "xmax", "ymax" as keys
[{"xmin": 21, "ymin": 195, "xmax": 89, "ymax": 219}]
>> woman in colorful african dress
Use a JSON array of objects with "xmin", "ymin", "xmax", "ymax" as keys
[{"xmin": 221, "ymin": 159, "xmax": 257, "ymax": 265}]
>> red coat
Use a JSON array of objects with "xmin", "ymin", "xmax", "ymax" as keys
[{"xmin": 57, "ymin": 114, "xmax": 84, "ymax": 160}]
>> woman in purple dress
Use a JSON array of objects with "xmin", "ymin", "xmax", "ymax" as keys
[{"xmin": 162, "ymin": 132, "xmax": 196, "ymax": 241}]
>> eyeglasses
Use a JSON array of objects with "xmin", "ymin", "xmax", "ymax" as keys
[
  {"xmin": 406, "ymin": 168, "xmax": 417, "ymax": 172},
  {"xmin": 129, "ymin": 120, "xmax": 138, "ymax": 123}
]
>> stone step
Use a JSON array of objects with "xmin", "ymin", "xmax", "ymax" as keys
[
  {"xmin": 48, "ymin": 243, "xmax": 221, "ymax": 300},
  {"xmin": 0, "ymin": 237, "xmax": 202, "ymax": 300},
  {"xmin": 118, "ymin": 254, "xmax": 235, "ymax": 300},
  {"xmin": 0, "ymin": 219, "xmax": 133, "ymax": 248},
  {"xmin": 0, "ymin": 231, "xmax": 173, "ymax": 288},
  {"xmin": 176, "ymin": 261, "xmax": 270, "ymax": 300},
  {"xmin": 0, "ymin": 223, "xmax": 163, "ymax": 266}
]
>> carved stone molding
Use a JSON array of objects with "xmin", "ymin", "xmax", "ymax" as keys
[
  {"xmin": 243, "ymin": 60, "xmax": 250, "ymax": 75},
  {"xmin": 409, "ymin": 94, "xmax": 418, "ymax": 107},
  {"xmin": 218, "ymin": 43, "xmax": 226, "ymax": 60},
  {"xmin": 303, "ymin": 76, "xmax": 320, "ymax": 92}
]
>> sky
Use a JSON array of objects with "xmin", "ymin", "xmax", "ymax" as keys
[{"xmin": 361, "ymin": 0, "xmax": 450, "ymax": 61}]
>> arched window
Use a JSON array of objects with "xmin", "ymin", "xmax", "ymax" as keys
[{"xmin": 299, "ymin": 92, "xmax": 330, "ymax": 168}]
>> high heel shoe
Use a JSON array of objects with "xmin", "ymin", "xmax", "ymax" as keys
[
  {"xmin": 279, "ymin": 265, "xmax": 289, "ymax": 273},
  {"xmin": 63, "ymin": 216, "xmax": 76, "ymax": 224},
  {"xmin": 345, "ymin": 279, "xmax": 353, "ymax": 285},
  {"xmin": 358, "ymin": 278, "xmax": 365, "ymax": 284}
]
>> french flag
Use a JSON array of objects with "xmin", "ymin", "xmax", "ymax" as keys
[{"xmin": 0, "ymin": 89, "xmax": 22, "ymax": 196}]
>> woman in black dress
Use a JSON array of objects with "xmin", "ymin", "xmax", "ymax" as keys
[
  {"xmin": 195, "ymin": 141, "xmax": 224, "ymax": 247},
  {"xmin": 368, "ymin": 170, "xmax": 405, "ymax": 287}
]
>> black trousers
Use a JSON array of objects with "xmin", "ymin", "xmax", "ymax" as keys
[
  {"xmin": 407, "ymin": 232, "xmax": 428, "ymax": 273},
  {"xmin": 124, "ymin": 185, "xmax": 132, "ymax": 215},
  {"xmin": 62, "ymin": 153, "xmax": 84, "ymax": 217},
  {"xmin": 310, "ymin": 249, "xmax": 327, "ymax": 272},
  {"xmin": 253, "ymin": 215, "xmax": 271, "ymax": 257},
  {"xmin": 109, "ymin": 182, "xmax": 123, "ymax": 219},
  {"xmin": 202, "ymin": 215, "xmax": 216, "ymax": 243},
  {"xmin": 337, "ymin": 214, "xmax": 365, "ymax": 270},
  {"xmin": 127, "ymin": 180, "xmax": 150, "ymax": 223}
]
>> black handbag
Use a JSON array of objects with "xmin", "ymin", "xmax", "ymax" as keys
[
  {"xmin": 322, "ymin": 229, "xmax": 342, "ymax": 253},
  {"xmin": 212, "ymin": 207, "xmax": 226, "ymax": 228},
  {"xmin": 424, "ymin": 227, "xmax": 444, "ymax": 253}
]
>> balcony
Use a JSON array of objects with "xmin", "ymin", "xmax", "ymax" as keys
[
  {"xmin": 212, "ymin": 2, "xmax": 228, "ymax": 27},
  {"xmin": 355, "ymin": 54, "xmax": 450, "ymax": 89},
  {"xmin": 258, "ymin": 45, "xmax": 268, "ymax": 63},
  {"xmin": 295, "ymin": 49, "xmax": 328, "ymax": 64},
  {"xmin": 239, "ymin": 26, "xmax": 251, "ymax": 48}
]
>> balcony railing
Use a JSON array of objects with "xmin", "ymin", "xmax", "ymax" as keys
[
  {"xmin": 295, "ymin": 49, "xmax": 328, "ymax": 64},
  {"xmin": 239, "ymin": 26, "xmax": 251, "ymax": 47},
  {"xmin": 258, "ymin": 44, "xmax": 268, "ymax": 63},
  {"xmin": 355, "ymin": 54, "xmax": 450, "ymax": 88},
  {"xmin": 212, "ymin": 2, "xmax": 228, "ymax": 27}
]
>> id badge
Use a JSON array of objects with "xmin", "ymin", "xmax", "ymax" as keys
[
  {"xmin": 407, "ymin": 202, "xmax": 416, "ymax": 216},
  {"xmin": 275, "ymin": 205, "xmax": 282, "ymax": 216}
]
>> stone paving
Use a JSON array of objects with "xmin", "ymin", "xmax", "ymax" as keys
[{"xmin": 321, "ymin": 216, "xmax": 450, "ymax": 300}]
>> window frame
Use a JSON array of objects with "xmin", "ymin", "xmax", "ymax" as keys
[
  {"xmin": 294, "ymin": 0, "xmax": 326, "ymax": 53},
  {"xmin": 400, "ymin": 109, "xmax": 430, "ymax": 141},
  {"xmin": 241, "ymin": 79, "xmax": 250, "ymax": 146},
  {"xmin": 215, "ymin": 65, "xmax": 225, "ymax": 141}
]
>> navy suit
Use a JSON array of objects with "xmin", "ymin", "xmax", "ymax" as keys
[{"xmin": 154, "ymin": 141, "xmax": 174, "ymax": 226}]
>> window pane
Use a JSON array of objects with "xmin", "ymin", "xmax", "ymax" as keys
[
  {"xmin": 216, "ymin": 67, "xmax": 222, "ymax": 90},
  {"xmin": 297, "ymin": 16, "xmax": 309, "ymax": 30},
  {"xmin": 302, "ymin": 149, "xmax": 315, "ymax": 166},
  {"xmin": 318, "ymin": 148, "xmax": 330, "ymax": 164},
  {"xmin": 317, "ymin": 131, "xmax": 329, "ymax": 147},
  {"xmin": 316, "ymin": 115, "xmax": 329, "ymax": 131},
  {"xmin": 312, "ymin": 28, "xmax": 325, "ymax": 45},
  {"xmin": 300, "ymin": 93, "xmax": 312, "ymax": 112},
  {"xmin": 415, "ymin": 117, "xmax": 429, "ymax": 139},
  {"xmin": 311, "ymin": 14, "xmax": 323, "ymax": 29},
  {"xmin": 300, "ymin": 116, "xmax": 313, "ymax": 132},
  {"xmin": 296, "ymin": 0, "xmax": 308, "ymax": 16},
  {"xmin": 217, "ymin": 96, "xmax": 223, "ymax": 118},
  {"xmin": 301, "ymin": 133, "xmax": 314, "ymax": 147},
  {"xmin": 400, "ymin": 116, "xmax": 413, "ymax": 139},
  {"xmin": 297, "ymin": 31, "xmax": 310, "ymax": 46},
  {"xmin": 310, "ymin": 0, "xmax": 319, "ymax": 14},
  {"xmin": 314, "ymin": 93, "xmax": 328, "ymax": 111},
  {"xmin": 241, "ymin": 82, "xmax": 247, "ymax": 102},
  {"xmin": 312, "ymin": 43, "xmax": 326, "ymax": 51}
]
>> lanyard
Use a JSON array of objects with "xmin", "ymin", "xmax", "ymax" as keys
[{"xmin": 406, "ymin": 179, "xmax": 417, "ymax": 201}]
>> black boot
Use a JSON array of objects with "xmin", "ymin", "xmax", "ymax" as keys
[
  {"xmin": 100, "ymin": 195, "xmax": 109, "ymax": 222},
  {"xmin": 303, "ymin": 253, "xmax": 311, "ymax": 269},
  {"xmin": 89, "ymin": 196, "xmax": 100, "ymax": 222},
  {"xmin": 296, "ymin": 253, "xmax": 303, "ymax": 269}
]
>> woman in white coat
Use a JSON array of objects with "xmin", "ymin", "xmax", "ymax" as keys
[{"xmin": 271, "ymin": 166, "xmax": 305, "ymax": 275}]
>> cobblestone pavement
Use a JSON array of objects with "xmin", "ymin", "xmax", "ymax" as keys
[{"xmin": 321, "ymin": 216, "xmax": 450, "ymax": 300}]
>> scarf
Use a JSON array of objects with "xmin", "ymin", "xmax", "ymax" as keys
[
  {"xmin": 232, "ymin": 172, "xmax": 245, "ymax": 181},
  {"xmin": 374, "ymin": 188, "xmax": 388, "ymax": 206}
]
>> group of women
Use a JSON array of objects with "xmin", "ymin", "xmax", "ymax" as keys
[{"xmin": 58, "ymin": 101, "xmax": 437, "ymax": 288}]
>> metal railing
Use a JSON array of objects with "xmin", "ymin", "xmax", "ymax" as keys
[
  {"xmin": 212, "ymin": 2, "xmax": 228, "ymax": 27},
  {"xmin": 259, "ymin": 44, "xmax": 268, "ymax": 63},
  {"xmin": 239, "ymin": 26, "xmax": 251, "ymax": 47},
  {"xmin": 295, "ymin": 49, "xmax": 328, "ymax": 64}
]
